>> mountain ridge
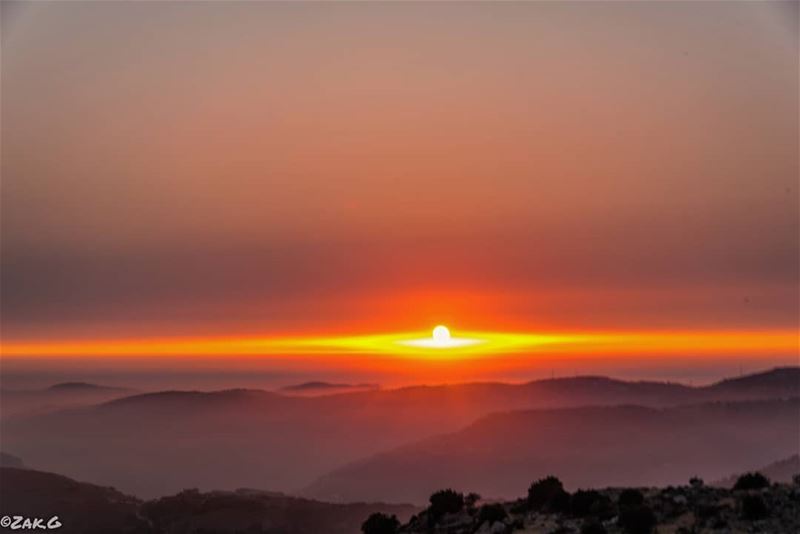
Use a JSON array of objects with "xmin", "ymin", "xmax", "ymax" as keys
[
  {"xmin": 304, "ymin": 397, "xmax": 800, "ymax": 503},
  {"xmin": 2, "ymin": 367, "xmax": 797, "ymax": 499},
  {"xmin": 60, "ymin": 366, "xmax": 800, "ymax": 413}
]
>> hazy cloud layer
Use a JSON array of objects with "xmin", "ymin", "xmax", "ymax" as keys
[{"xmin": 2, "ymin": 1, "xmax": 797, "ymax": 338}]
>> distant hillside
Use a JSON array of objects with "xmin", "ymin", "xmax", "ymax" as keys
[
  {"xmin": 0, "ymin": 467, "xmax": 145, "ymax": 534},
  {"xmin": 46, "ymin": 382, "xmax": 129, "ymax": 392},
  {"xmin": 99, "ymin": 388, "xmax": 288, "ymax": 412},
  {"xmin": 2, "ymin": 368, "xmax": 797, "ymax": 498},
  {"xmin": 0, "ymin": 467, "xmax": 416, "ymax": 534},
  {"xmin": 279, "ymin": 381, "xmax": 379, "ymax": 396},
  {"xmin": 0, "ymin": 452, "xmax": 25, "ymax": 468},
  {"xmin": 709, "ymin": 367, "xmax": 800, "ymax": 398},
  {"xmin": 714, "ymin": 454, "xmax": 800, "ymax": 487},
  {"xmin": 305, "ymin": 398, "xmax": 800, "ymax": 503},
  {"xmin": 0, "ymin": 382, "xmax": 134, "ymax": 419},
  {"xmin": 143, "ymin": 488, "xmax": 416, "ymax": 534}
]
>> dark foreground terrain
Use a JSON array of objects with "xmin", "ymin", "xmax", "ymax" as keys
[
  {"xmin": 365, "ymin": 474, "xmax": 800, "ymax": 534},
  {"xmin": 0, "ymin": 467, "xmax": 417, "ymax": 534},
  {"xmin": 2, "ymin": 468, "xmax": 798, "ymax": 534}
]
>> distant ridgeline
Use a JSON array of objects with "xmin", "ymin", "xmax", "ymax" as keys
[{"xmin": 1, "ymin": 367, "xmax": 798, "ymax": 502}]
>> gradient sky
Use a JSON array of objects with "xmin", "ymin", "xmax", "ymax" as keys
[{"xmin": 1, "ymin": 1, "xmax": 798, "ymax": 355}]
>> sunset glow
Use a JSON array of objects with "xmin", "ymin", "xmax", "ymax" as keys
[{"xmin": 1, "ymin": 328, "xmax": 796, "ymax": 360}]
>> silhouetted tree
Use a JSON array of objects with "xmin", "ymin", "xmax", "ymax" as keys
[
  {"xmin": 527, "ymin": 476, "xmax": 570, "ymax": 512},
  {"xmin": 428, "ymin": 489, "xmax": 464, "ymax": 521},
  {"xmin": 740, "ymin": 494, "xmax": 768, "ymax": 520},
  {"xmin": 361, "ymin": 512, "xmax": 399, "ymax": 534},
  {"xmin": 689, "ymin": 476, "xmax": 704, "ymax": 488},
  {"xmin": 733, "ymin": 472, "xmax": 770, "ymax": 490},
  {"xmin": 478, "ymin": 503, "xmax": 507, "ymax": 524}
]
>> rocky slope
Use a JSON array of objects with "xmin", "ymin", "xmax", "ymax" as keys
[{"xmin": 374, "ymin": 476, "xmax": 800, "ymax": 534}]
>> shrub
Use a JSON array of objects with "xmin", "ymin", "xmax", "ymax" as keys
[
  {"xmin": 695, "ymin": 503, "xmax": 721, "ymax": 520},
  {"xmin": 571, "ymin": 490, "xmax": 613, "ymax": 519},
  {"xmin": 733, "ymin": 472, "xmax": 770, "ymax": 491},
  {"xmin": 740, "ymin": 494, "xmax": 768, "ymax": 520},
  {"xmin": 361, "ymin": 513, "xmax": 399, "ymax": 534},
  {"xmin": 428, "ymin": 489, "xmax": 464, "ymax": 520},
  {"xmin": 508, "ymin": 498, "xmax": 529, "ymax": 515},
  {"xmin": 571, "ymin": 490, "xmax": 599, "ymax": 516},
  {"xmin": 528, "ymin": 476, "xmax": 570, "ymax": 512},
  {"xmin": 689, "ymin": 476, "xmax": 704, "ymax": 488},
  {"xmin": 580, "ymin": 519, "xmax": 608, "ymax": 534},
  {"xmin": 618, "ymin": 505, "xmax": 657, "ymax": 534},
  {"xmin": 551, "ymin": 489, "xmax": 572, "ymax": 513},
  {"xmin": 618, "ymin": 489, "xmax": 645, "ymax": 510},
  {"xmin": 465, "ymin": 492, "xmax": 481, "ymax": 511},
  {"xmin": 478, "ymin": 503, "xmax": 507, "ymax": 524}
]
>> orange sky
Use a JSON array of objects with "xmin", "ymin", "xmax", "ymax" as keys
[
  {"xmin": 0, "ymin": 1, "xmax": 797, "ymax": 371},
  {"xmin": 2, "ymin": 327, "xmax": 797, "ymax": 359}
]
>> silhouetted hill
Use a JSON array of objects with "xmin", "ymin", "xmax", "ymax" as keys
[
  {"xmin": 0, "ymin": 451, "xmax": 25, "ymax": 468},
  {"xmin": 99, "ymin": 388, "xmax": 292, "ymax": 413},
  {"xmin": 2, "ymin": 368, "xmax": 796, "ymax": 498},
  {"xmin": 708, "ymin": 367, "xmax": 800, "ymax": 398},
  {"xmin": 0, "ymin": 467, "xmax": 416, "ymax": 534},
  {"xmin": 0, "ymin": 382, "xmax": 135, "ymax": 419},
  {"xmin": 305, "ymin": 398, "xmax": 800, "ymax": 503},
  {"xmin": 46, "ymin": 382, "xmax": 129, "ymax": 392},
  {"xmin": 142, "ymin": 488, "xmax": 416, "ymax": 534},
  {"xmin": 279, "ymin": 381, "xmax": 380, "ymax": 396},
  {"xmin": 0, "ymin": 467, "xmax": 146, "ymax": 533}
]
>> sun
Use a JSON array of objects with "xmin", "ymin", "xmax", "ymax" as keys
[
  {"xmin": 395, "ymin": 325, "xmax": 483, "ymax": 350},
  {"xmin": 432, "ymin": 325, "xmax": 450, "ymax": 343}
]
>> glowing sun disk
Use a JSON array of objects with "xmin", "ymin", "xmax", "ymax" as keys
[
  {"xmin": 397, "ymin": 325, "xmax": 485, "ymax": 350},
  {"xmin": 433, "ymin": 325, "xmax": 450, "ymax": 343}
]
